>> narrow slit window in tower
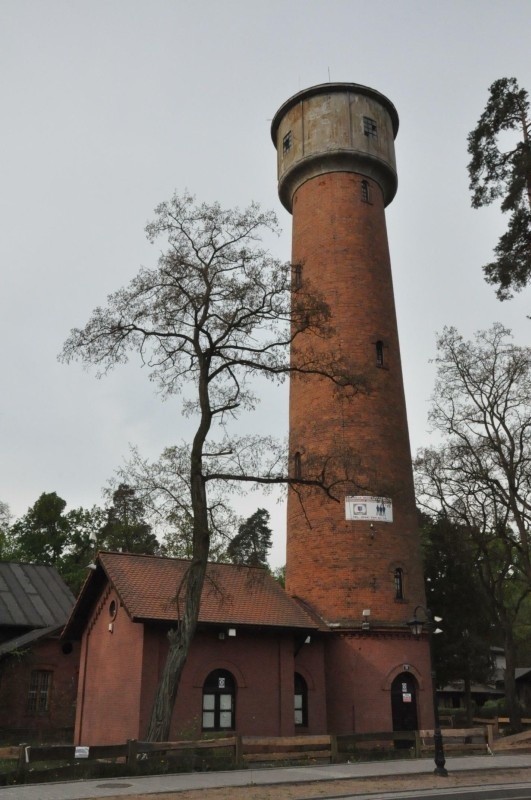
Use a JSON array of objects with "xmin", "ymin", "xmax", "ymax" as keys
[
  {"xmin": 293, "ymin": 264, "xmax": 302, "ymax": 290},
  {"xmin": 394, "ymin": 568, "xmax": 404, "ymax": 600},
  {"xmin": 361, "ymin": 180, "xmax": 370, "ymax": 203},
  {"xmin": 363, "ymin": 117, "xmax": 378, "ymax": 139},
  {"xmin": 376, "ymin": 340, "xmax": 384, "ymax": 367},
  {"xmin": 294, "ymin": 451, "xmax": 302, "ymax": 478}
]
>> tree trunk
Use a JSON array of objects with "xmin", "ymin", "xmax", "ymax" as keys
[
  {"xmin": 146, "ymin": 366, "xmax": 212, "ymax": 742},
  {"xmin": 145, "ymin": 557, "xmax": 208, "ymax": 741}
]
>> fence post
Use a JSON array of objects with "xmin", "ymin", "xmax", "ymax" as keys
[
  {"xmin": 414, "ymin": 730, "xmax": 421, "ymax": 759},
  {"xmin": 126, "ymin": 739, "xmax": 139, "ymax": 771},
  {"xmin": 234, "ymin": 735, "xmax": 243, "ymax": 769},
  {"xmin": 16, "ymin": 744, "xmax": 28, "ymax": 784},
  {"xmin": 485, "ymin": 724, "xmax": 494, "ymax": 751},
  {"xmin": 329, "ymin": 734, "xmax": 338, "ymax": 764}
]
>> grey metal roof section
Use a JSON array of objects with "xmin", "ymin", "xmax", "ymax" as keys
[
  {"xmin": 0, "ymin": 563, "xmax": 75, "ymax": 629},
  {"xmin": 0, "ymin": 624, "xmax": 63, "ymax": 656}
]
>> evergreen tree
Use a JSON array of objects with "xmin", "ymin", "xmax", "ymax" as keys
[
  {"xmin": 100, "ymin": 484, "xmax": 158, "ymax": 554},
  {"xmin": 467, "ymin": 77, "xmax": 531, "ymax": 299},
  {"xmin": 227, "ymin": 508, "xmax": 272, "ymax": 568}
]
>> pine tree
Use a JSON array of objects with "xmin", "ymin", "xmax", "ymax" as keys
[
  {"xmin": 227, "ymin": 508, "xmax": 272, "ymax": 568},
  {"xmin": 467, "ymin": 78, "xmax": 531, "ymax": 299}
]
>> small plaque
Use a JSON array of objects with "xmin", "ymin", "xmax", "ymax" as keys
[{"xmin": 75, "ymin": 746, "xmax": 90, "ymax": 759}]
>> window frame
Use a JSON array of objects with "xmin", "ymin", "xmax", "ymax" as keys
[
  {"xmin": 27, "ymin": 669, "xmax": 52, "ymax": 714},
  {"xmin": 394, "ymin": 567, "xmax": 405, "ymax": 601},
  {"xmin": 283, "ymin": 131, "xmax": 293, "ymax": 154},
  {"xmin": 294, "ymin": 672, "xmax": 308, "ymax": 727},
  {"xmin": 363, "ymin": 116, "xmax": 378, "ymax": 139},
  {"xmin": 361, "ymin": 179, "xmax": 371, "ymax": 204},
  {"xmin": 376, "ymin": 340, "xmax": 385, "ymax": 368},
  {"xmin": 202, "ymin": 669, "xmax": 236, "ymax": 732}
]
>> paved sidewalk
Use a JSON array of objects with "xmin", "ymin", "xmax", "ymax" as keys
[{"xmin": 3, "ymin": 754, "xmax": 531, "ymax": 800}]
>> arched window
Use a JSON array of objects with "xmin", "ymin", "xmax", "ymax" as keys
[
  {"xmin": 394, "ymin": 567, "xmax": 404, "ymax": 600},
  {"xmin": 294, "ymin": 451, "xmax": 302, "ymax": 479},
  {"xmin": 376, "ymin": 340, "xmax": 385, "ymax": 367},
  {"xmin": 294, "ymin": 672, "xmax": 308, "ymax": 727},
  {"xmin": 202, "ymin": 669, "xmax": 235, "ymax": 731},
  {"xmin": 361, "ymin": 179, "xmax": 370, "ymax": 203}
]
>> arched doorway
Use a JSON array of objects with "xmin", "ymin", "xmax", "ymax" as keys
[
  {"xmin": 202, "ymin": 669, "xmax": 236, "ymax": 731},
  {"xmin": 391, "ymin": 672, "xmax": 418, "ymax": 746}
]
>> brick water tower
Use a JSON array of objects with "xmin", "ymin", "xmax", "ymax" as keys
[{"xmin": 272, "ymin": 83, "xmax": 434, "ymax": 734}]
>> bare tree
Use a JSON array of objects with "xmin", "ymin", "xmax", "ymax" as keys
[
  {"xmin": 61, "ymin": 192, "xmax": 361, "ymax": 741},
  {"xmin": 415, "ymin": 323, "xmax": 531, "ymax": 729}
]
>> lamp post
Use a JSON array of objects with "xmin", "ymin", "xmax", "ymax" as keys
[{"xmin": 407, "ymin": 605, "xmax": 448, "ymax": 777}]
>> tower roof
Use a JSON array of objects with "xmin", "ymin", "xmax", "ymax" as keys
[{"xmin": 271, "ymin": 82, "xmax": 399, "ymax": 144}]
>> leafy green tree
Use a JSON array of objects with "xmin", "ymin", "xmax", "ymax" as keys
[
  {"xmin": 10, "ymin": 492, "xmax": 71, "ymax": 566},
  {"xmin": 6, "ymin": 493, "xmax": 105, "ymax": 594},
  {"xmin": 227, "ymin": 508, "xmax": 272, "ymax": 568},
  {"xmin": 60, "ymin": 505, "xmax": 106, "ymax": 594},
  {"xmin": 421, "ymin": 513, "xmax": 494, "ymax": 724},
  {"xmin": 61, "ymin": 191, "xmax": 354, "ymax": 741},
  {"xmin": 467, "ymin": 77, "xmax": 531, "ymax": 299},
  {"xmin": 0, "ymin": 501, "xmax": 14, "ymax": 560},
  {"xmin": 100, "ymin": 484, "xmax": 158, "ymax": 554},
  {"xmin": 272, "ymin": 564, "xmax": 285, "ymax": 587}
]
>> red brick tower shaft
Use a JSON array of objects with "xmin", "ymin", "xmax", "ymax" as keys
[{"xmin": 272, "ymin": 84, "xmax": 432, "ymax": 733}]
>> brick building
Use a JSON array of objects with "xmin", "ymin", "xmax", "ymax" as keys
[
  {"xmin": 271, "ymin": 82, "xmax": 433, "ymax": 735},
  {"xmin": 66, "ymin": 82, "xmax": 433, "ymax": 744},
  {"xmin": 64, "ymin": 552, "xmax": 327, "ymax": 744},
  {"xmin": 0, "ymin": 563, "xmax": 79, "ymax": 742}
]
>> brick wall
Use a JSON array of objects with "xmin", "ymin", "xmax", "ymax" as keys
[
  {"xmin": 75, "ymin": 587, "xmax": 144, "ymax": 745},
  {"xmin": 0, "ymin": 635, "xmax": 79, "ymax": 742},
  {"xmin": 286, "ymin": 171, "xmax": 425, "ymax": 626}
]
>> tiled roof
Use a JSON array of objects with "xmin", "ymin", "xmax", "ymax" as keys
[
  {"xmin": 0, "ymin": 563, "xmax": 75, "ymax": 630},
  {"xmin": 96, "ymin": 552, "xmax": 321, "ymax": 630}
]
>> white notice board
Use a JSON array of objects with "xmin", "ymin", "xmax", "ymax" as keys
[{"xmin": 345, "ymin": 496, "xmax": 393, "ymax": 522}]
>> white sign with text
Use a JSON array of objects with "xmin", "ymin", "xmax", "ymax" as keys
[{"xmin": 345, "ymin": 496, "xmax": 393, "ymax": 522}]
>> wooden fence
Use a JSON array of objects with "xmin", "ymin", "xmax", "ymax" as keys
[{"xmin": 0, "ymin": 725, "xmax": 497, "ymax": 784}]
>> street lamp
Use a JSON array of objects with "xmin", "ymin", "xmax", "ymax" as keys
[{"xmin": 407, "ymin": 605, "xmax": 448, "ymax": 777}]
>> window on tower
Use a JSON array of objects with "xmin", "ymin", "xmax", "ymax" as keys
[
  {"xmin": 394, "ymin": 568, "xmax": 404, "ymax": 601},
  {"xmin": 293, "ymin": 264, "xmax": 302, "ymax": 290},
  {"xmin": 376, "ymin": 340, "xmax": 385, "ymax": 367},
  {"xmin": 283, "ymin": 131, "xmax": 292, "ymax": 153},
  {"xmin": 294, "ymin": 451, "xmax": 302, "ymax": 478},
  {"xmin": 361, "ymin": 180, "xmax": 371, "ymax": 203},
  {"xmin": 363, "ymin": 116, "xmax": 378, "ymax": 139}
]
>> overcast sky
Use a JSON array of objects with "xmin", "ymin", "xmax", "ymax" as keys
[{"xmin": 1, "ymin": 0, "xmax": 530, "ymax": 565}]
